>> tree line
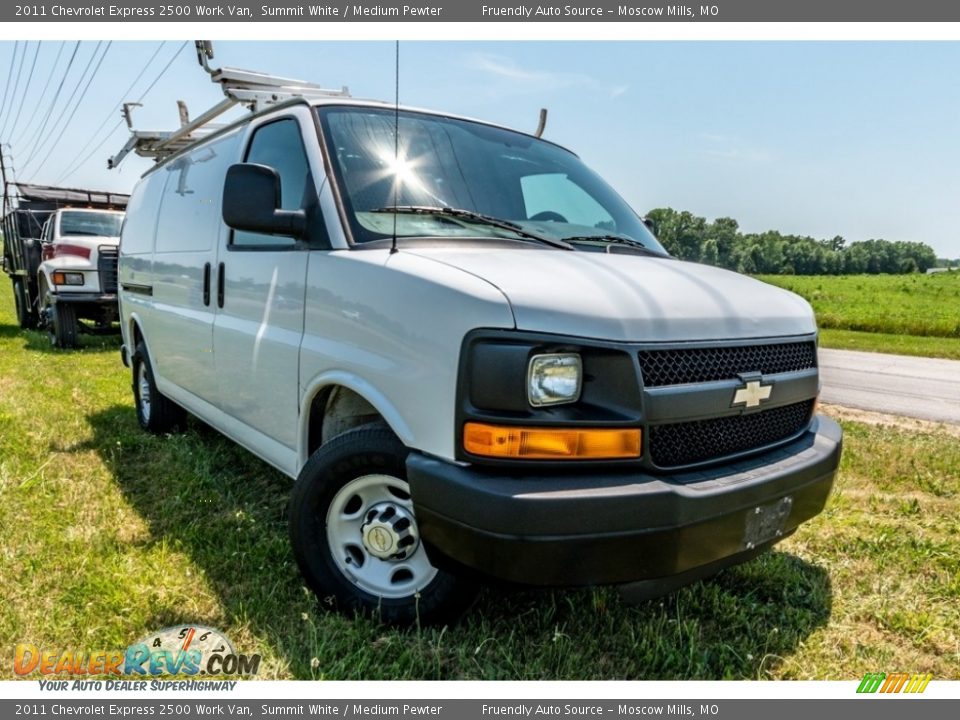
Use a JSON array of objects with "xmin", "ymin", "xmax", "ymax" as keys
[{"xmin": 644, "ymin": 208, "xmax": 940, "ymax": 274}]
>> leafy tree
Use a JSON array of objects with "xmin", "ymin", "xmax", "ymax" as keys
[{"xmin": 643, "ymin": 207, "xmax": 938, "ymax": 275}]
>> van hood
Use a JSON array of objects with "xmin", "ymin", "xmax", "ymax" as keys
[{"xmin": 404, "ymin": 248, "xmax": 816, "ymax": 342}]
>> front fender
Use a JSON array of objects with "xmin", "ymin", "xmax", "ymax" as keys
[{"xmin": 298, "ymin": 371, "xmax": 415, "ymax": 473}]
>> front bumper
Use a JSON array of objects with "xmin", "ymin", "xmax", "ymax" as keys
[
  {"xmin": 50, "ymin": 292, "xmax": 118, "ymax": 306},
  {"xmin": 408, "ymin": 415, "xmax": 841, "ymax": 587}
]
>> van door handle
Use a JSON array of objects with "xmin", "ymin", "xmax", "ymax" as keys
[
  {"xmin": 202, "ymin": 263, "xmax": 211, "ymax": 306},
  {"xmin": 217, "ymin": 262, "xmax": 225, "ymax": 308}
]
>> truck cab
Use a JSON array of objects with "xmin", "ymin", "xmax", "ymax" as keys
[{"xmin": 37, "ymin": 207, "xmax": 124, "ymax": 348}]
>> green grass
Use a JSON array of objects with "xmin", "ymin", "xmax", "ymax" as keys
[
  {"xmin": 0, "ymin": 279, "xmax": 958, "ymax": 680},
  {"xmin": 759, "ymin": 272, "xmax": 960, "ymax": 339},
  {"xmin": 818, "ymin": 328, "xmax": 960, "ymax": 361}
]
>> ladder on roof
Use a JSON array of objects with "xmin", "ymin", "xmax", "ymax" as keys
[{"xmin": 108, "ymin": 41, "xmax": 350, "ymax": 169}]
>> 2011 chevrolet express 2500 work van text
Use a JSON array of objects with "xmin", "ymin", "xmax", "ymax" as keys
[{"xmin": 117, "ymin": 88, "xmax": 841, "ymax": 624}]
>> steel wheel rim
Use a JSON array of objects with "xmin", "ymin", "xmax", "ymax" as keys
[
  {"xmin": 326, "ymin": 473, "xmax": 438, "ymax": 599},
  {"xmin": 137, "ymin": 363, "xmax": 152, "ymax": 423}
]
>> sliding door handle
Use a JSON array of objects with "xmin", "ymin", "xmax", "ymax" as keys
[
  {"xmin": 202, "ymin": 263, "xmax": 211, "ymax": 306},
  {"xmin": 217, "ymin": 262, "xmax": 225, "ymax": 308}
]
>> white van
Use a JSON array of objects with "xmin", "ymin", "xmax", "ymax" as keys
[{"xmin": 118, "ymin": 97, "xmax": 842, "ymax": 624}]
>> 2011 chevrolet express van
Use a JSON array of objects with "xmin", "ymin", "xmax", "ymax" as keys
[{"xmin": 118, "ymin": 98, "xmax": 842, "ymax": 624}]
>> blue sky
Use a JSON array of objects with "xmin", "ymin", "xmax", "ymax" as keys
[{"xmin": 1, "ymin": 41, "xmax": 958, "ymax": 257}]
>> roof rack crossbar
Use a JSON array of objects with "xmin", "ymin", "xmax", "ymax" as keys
[{"xmin": 109, "ymin": 41, "xmax": 350, "ymax": 168}]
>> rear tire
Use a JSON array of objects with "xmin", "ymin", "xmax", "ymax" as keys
[
  {"xmin": 12, "ymin": 278, "xmax": 37, "ymax": 330},
  {"xmin": 289, "ymin": 425, "xmax": 478, "ymax": 626},
  {"xmin": 132, "ymin": 340, "xmax": 186, "ymax": 433}
]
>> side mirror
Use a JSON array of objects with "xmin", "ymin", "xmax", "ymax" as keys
[
  {"xmin": 642, "ymin": 216, "xmax": 659, "ymax": 237},
  {"xmin": 222, "ymin": 163, "xmax": 306, "ymax": 238}
]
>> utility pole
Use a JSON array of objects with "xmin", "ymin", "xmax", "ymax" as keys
[{"xmin": 0, "ymin": 145, "xmax": 10, "ymax": 218}]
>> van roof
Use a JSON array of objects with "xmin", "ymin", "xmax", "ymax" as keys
[{"xmin": 141, "ymin": 95, "xmax": 576, "ymax": 177}]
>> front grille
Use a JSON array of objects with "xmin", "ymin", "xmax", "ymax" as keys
[
  {"xmin": 98, "ymin": 246, "xmax": 119, "ymax": 294},
  {"xmin": 638, "ymin": 341, "xmax": 817, "ymax": 387},
  {"xmin": 648, "ymin": 399, "xmax": 815, "ymax": 468}
]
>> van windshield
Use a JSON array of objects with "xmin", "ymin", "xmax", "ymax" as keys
[
  {"xmin": 318, "ymin": 106, "xmax": 667, "ymax": 253},
  {"xmin": 59, "ymin": 211, "xmax": 123, "ymax": 238}
]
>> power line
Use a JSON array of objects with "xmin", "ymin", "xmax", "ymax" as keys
[
  {"xmin": 0, "ymin": 41, "xmax": 24, "ymax": 138},
  {"xmin": 57, "ymin": 41, "xmax": 189, "ymax": 185},
  {"xmin": 21, "ymin": 41, "xmax": 101, "ymax": 173},
  {"xmin": 28, "ymin": 41, "xmax": 113, "ymax": 180},
  {"xmin": 21, "ymin": 41, "xmax": 100, "ymax": 172},
  {"xmin": 6, "ymin": 41, "xmax": 42, "ymax": 145},
  {"xmin": 16, "ymin": 41, "xmax": 80, "ymax": 168},
  {"xmin": 12, "ymin": 42, "xmax": 65, "ymax": 147},
  {"xmin": 54, "ymin": 41, "xmax": 167, "ymax": 185},
  {"xmin": 0, "ymin": 42, "xmax": 29, "ymax": 139}
]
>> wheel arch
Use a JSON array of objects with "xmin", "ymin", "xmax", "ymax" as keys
[
  {"xmin": 36, "ymin": 268, "xmax": 50, "ymax": 298},
  {"xmin": 299, "ymin": 373, "xmax": 415, "ymax": 472},
  {"xmin": 127, "ymin": 313, "xmax": 146, "ymax": 352},
  {"xmin": 126, "ymin": 315, "xmax": 157, "ymax": 380}
]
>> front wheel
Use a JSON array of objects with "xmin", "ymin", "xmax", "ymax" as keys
[
  {"xmin": 41, "ymin": 288, "xmax": 78, "ymax": 349},
  {"xmin": 289, "ymin": 425, "xmax": 478, "ymax": 626}
]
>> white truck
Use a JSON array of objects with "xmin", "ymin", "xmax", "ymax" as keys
[
  {"xmin": 2, "ymin": 183, "xmax": 126, "ymax": 348},
  {"xmin": 115, "ymin": 55, "xmax": 841, "ymax": 625}
]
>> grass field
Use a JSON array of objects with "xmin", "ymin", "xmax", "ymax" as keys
[
  {"xmin": 760, "ymin": 272, "xmax": 960, "ymax": 360},
  {"xmin": 1, "ymin": 280, "xmax": 958, "ymax": 681}
]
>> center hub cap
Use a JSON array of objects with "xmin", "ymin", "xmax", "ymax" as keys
[{"xmin": 360, "ymin": 503, "xmax": 419, "ymax": 560}]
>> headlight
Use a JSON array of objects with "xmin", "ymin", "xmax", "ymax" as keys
[
  {"xmin": 52, "ymin": 271, "xmax": 85, "ymax": 286},
  {"xmin": 527, "ymin": 353, "xmax": 582, "ymax": 407}
]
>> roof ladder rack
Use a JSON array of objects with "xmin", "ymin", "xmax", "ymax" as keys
[{"xmin": 108, "ymin": 41, "xmax": 349, "ymax": 169}]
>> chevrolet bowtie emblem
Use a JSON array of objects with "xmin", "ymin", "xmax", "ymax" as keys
[{"xmin": 733, "ymin": 380, "xmax": 772, "ymax": 408}]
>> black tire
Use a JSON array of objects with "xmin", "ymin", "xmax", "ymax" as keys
[
  {"xmin": 290, "ymin": 425, "xmax": 478, "ymax": 626},
  {"xmin": 132, "ymin": 340, "xmax": 187, "ymax": 434},
  {"xmin": 13, "ymin": 278, "xmax": 38, "ymax": 329},
  {"xmin": 48, "ymin": 301, "xmax": 79, "ymax": 349}
]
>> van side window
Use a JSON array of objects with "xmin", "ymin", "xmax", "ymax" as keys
[
  {"xmin": 155, "ymin": 131, "xmax": 240, "ymax": 254},
  {"xmin": 233, "ymin": 118, "xmax": 310, "ymax": 248}
]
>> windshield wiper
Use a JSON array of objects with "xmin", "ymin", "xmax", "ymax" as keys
[
  {"xmin": 562, "ymin": 234, "xmax": 663, "ymax": 255},
  {"xmin": 372, "ymin": 205, "xmax": 574, "ymax": 250}
]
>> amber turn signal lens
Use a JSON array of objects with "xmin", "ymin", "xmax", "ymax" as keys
[{"xmin": 463, "ymin": 423, "xmax": 641, "ymax": 460}]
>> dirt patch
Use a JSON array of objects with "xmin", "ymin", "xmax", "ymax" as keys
[{"xmin": 821, "ymin": 403, "xmax": 960, "ymax": 438}]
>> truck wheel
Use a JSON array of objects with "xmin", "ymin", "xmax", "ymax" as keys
[
  {"xmin": 132, "ymin": 341, "xmax": 186, "ymax": 433},
  {"xmin": 289, "ymin": 425, "xmax": 478, "ymax": 626},
  {"xmin": 48, "ymin": 300, "xmax": 79, "ymax": 349},
  {"xmin": 12, "ymin": 278, "xmax": 37, "ymax": 330}
]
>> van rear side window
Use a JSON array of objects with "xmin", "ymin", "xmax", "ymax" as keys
[
  {"xmin": 232, "ymin": 118, "xmax": 310, "ymax": 248},
  {"xmin": 155, "ymin": 131, "xmax": 241, "ymax": 254}
]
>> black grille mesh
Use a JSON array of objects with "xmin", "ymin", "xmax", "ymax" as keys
[
  {"xmin": 638, "ymin": 341, "xmax": 817, "ymax": 387},
  {"xmin": 648, "ymin": 400, "xmax": 815, "ymax": 468},
  {"xmin": 98, "ymin": 246, "xmax": 119, "ymax": 294}
]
